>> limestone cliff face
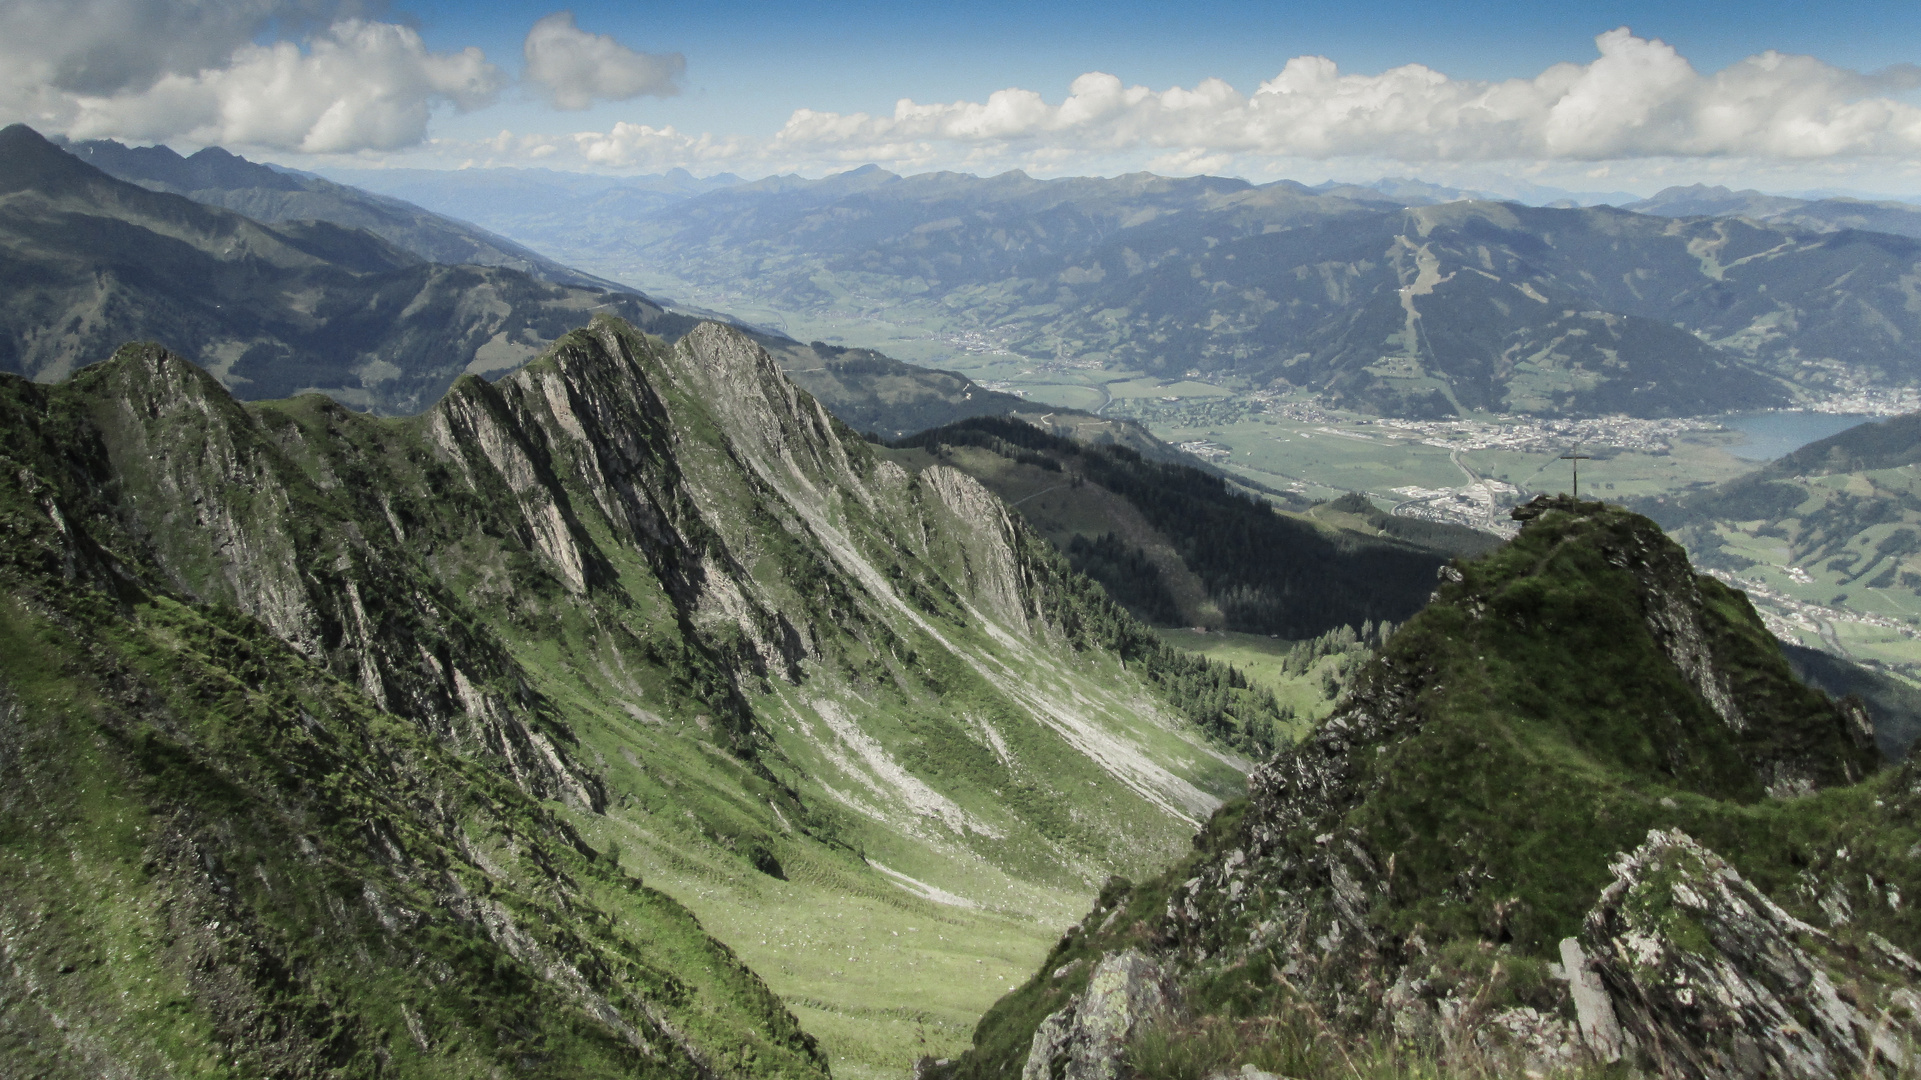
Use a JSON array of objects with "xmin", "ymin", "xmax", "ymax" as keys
[
  {"xmin": 943, "ymin": 497, "xmax": 1913, "ymax": 1080},
  {"xmin": 54, "ymin": 344, "xmax": 606, "ymax": 810}
]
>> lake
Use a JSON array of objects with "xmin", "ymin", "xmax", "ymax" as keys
[{"xmin": 1718, "ymin": 412, "xmax": 1882, "ymax": 462}]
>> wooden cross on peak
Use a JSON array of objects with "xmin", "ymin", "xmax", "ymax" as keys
[{"xmin": 1560, "ymin": 447, "xmax": 1593, "ymax": 500}]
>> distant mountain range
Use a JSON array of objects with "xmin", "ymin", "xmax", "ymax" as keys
[
  {"xmin": 0, "ymin": 124, "xmax": 692, "ymax": 413},
  {"xmin": 325, "ymin": 165, "xmax": 745, "ymax": 264},
  {"xmin": 1, "ymin": 126, "xmax": 1051, "ymax": 435},
  {"xmin": 1625, "ymin": 183, "xmax": 1921, "ymax": 239},
  {"xmin": 377, "ymin": 164, "xmax": 1921, "ymax": 418},
  {"xmin": 61, "ymin": 137, "xmax": 628, "ymax": 291},
  {"xmin": 71, "ymin": 136, "xmax": 1921, "ymax": 423}
]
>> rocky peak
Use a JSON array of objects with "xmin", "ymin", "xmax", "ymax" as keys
[{"xmin": 942, "ymin": 499, "xmax": 1913, "ymax": 1080}]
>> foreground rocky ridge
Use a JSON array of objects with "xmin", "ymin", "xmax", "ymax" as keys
[
  {"xmin": 944, "ymin": 497, "xmax": 1920, "ymax": 1080},
  {"xmin": 0, "ymin": 316, "xmax": 1272, "ymax": 1075}
]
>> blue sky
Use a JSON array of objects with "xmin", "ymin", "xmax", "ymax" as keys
[
  {"xmin": 4, "ymin": 0, "xmax": 1919, "ymax": 193},
  {"xmin": 400, "ymin": 0, "xmax": 1921, "ymax": 135}
]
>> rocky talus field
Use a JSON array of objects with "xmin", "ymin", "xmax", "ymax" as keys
[
  {"xmin": 0, "ymin": 317, "xmax": 1283, "ymax": 1076},
  {"xmin": 941, "ymin": 497, "xmax": 1921, "ymax": 1080}
]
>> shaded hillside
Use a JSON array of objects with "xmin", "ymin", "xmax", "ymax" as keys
[
  {"xmin": 62, "ymin": 137, "xmax": 627, "ymax": 291},
  {"xmin": 0, "ymin": 317, "xmax": 1277, "ymax": 1074},
  {"xmin": 0, "ymin": 123, "xmax": 695, "ymax": 413},
  {"xmin": 941, "ymin": 498, "xmax": 1916, "ymax": 1080},
  {"xmin": 1783, "ymin": 642, "xmax": 1921, "ymax": 760},
  {"xmin": 749, "ymin": 337, "xmax": 1029, "ymax": 439},
  {"xmin": 892, "ymin": 417, "xmax": 1447, "ymax": 638}
]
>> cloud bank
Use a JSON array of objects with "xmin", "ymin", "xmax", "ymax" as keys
[
  {"xmin": 65, "ymin": 20, "xmax": 502, "ymax": 153},
  {"xmin": 0, "ymin": 0, "xmax": 503, "ymax": 153},
  {"xmin": 0, "ymin": 1, "xmax": 676, "ymax": 153},
  {"xmin": 760, "ymin": 30, "xmax": 1921, "ymax": 168},
  {"xmin": 5, "ymin": 11, "xmax": 1917, "ymax": 181},
  {"xmin": 523, "ymin": 11, "xmax": 684, "ymax": 110}
]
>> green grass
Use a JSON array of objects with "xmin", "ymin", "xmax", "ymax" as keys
[
  {"xmin": 1153, "ymin": 628, "xmax": 1360, "ymax": 731},
  {"xmin": 941, "ymin": 501, "xmax": 1914, "ymax": 1080}
]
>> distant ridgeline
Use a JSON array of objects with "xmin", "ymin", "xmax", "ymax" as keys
[
  {"xmin": 938, "ymin": 497, "xmax": 1921, "ymax": 1080},
  {"xmin": 893, "ymin": 417, "xmax": 1452, "ymax": 638},
  {"xmin": 594, "ymin": 168, "xmax": 1921, "ymax": 418},
  {"xmin": 0, "ymin": 317, "xmax": 1279, "ymax": 1075},
  {"xmin": 0, "ymin": 126, "xmax": 1046, "ymax": 441}
]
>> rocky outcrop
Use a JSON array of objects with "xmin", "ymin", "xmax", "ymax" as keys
[
  {"xmin": 941, "ymin": 498, "xmax": 1913, "ymax": 1080},
  {"xmin": 1021, "ymin": 950, "xmax": 1172, "ymax": 1080},
  {"xmin": 1584, "ymin": 829, "xmax": 1920, "ymax": 1080}
]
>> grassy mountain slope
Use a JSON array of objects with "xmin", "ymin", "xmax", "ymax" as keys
[
  {"xmin": 532, "ymin": 169, "xmax": 1921, "ymax": 417},
  {"xmin": 0, "ymin": 360, "xmax": 823, "ymax": 1079},
  {"xmin": 62, "ymin": 138, "xmax": 629, "ymax": 292},
  {"xmin": 942, "ymin": 498, "xmax": 1910, "ymax": 1078},
  {"xmin": 888, "ymin": 417, "xmax": 1451, "ymax": 638},
  {"xmin": 0, "ymin": 316, "xmax": 1276, "ymax": 1076},
  {"xmin": 1640, "ymin": 413, "xmax": 1921, "ymax": 683},
  {"xmin": 0, "ymin": 123, "xmax": 694, "ymax": 413}
]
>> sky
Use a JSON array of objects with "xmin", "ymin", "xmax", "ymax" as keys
[{"xmin": 4, "ymin": 0, "xmax": 1920, "ymax": 196}]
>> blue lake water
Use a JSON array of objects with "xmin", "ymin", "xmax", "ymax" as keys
[{"xmin": 1718, "ymin": 412, "xmax": 1881, "ymax": 462}]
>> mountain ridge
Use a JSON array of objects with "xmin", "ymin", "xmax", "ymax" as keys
[
  {"xmin": 0, "ymin": 122, "xmax": 694, "ymax": 412},
  {"xmin": 0, "ymin": 314, "xmax": 1288, "ymax": 1073},
  {"xmin": 61, "ymin": 136, "xmax": 633, "ymax": 292},
  {"xmin": 939, "ymin": 497, "xmax": 1917, "ymax": 1079}
]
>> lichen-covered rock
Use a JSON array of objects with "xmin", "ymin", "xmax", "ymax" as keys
[
  {"xmin": 1021, "ymin": 949, "xmax": 1171, "ymax": 1080},
  {"xmin": 1584, "ymin": 828, "xmax": 1918, "ymax": 1079},
  {"xmin": 1559, "ymin": 936, "xmax": 1626, "ymax": 1062}
]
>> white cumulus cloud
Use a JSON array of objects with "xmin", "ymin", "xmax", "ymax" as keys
[
  {"xmin": 522, "ymin": 12, "xmax": 683, "ymax": 111},
  {"xmin": 767, "ymin": 29, "xmax": 1921, "ymax": 166},
  {"xmin": 62, "ymin": 20, "xmax": 502, "ymax": 154}
]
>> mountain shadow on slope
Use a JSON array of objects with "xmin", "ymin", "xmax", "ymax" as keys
[
  {"xmin": 894, "ymin": 416, "xmax": 1447, "ymax": 638},
  {"xmin": 938, "ymin": 496, "xmax": 1921, "ymax": 1080}
]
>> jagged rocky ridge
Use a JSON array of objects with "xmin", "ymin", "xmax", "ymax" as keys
[
  {"xmin": 942, "ymin": 497, "xmax": 1921, "ymax": 1080},
  {"xmin": 0, "ymin": 316, "xmax": 1273, "ymax": 1075}
]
